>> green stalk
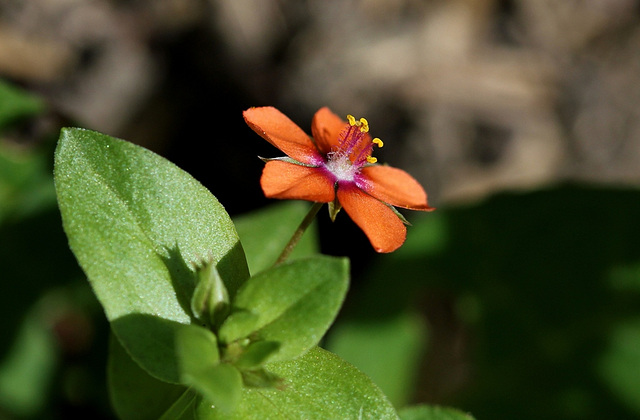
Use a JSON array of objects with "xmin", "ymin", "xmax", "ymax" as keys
[{"xmin": 274, "ymin": 202, "xmax": 323, "ymax": 265}]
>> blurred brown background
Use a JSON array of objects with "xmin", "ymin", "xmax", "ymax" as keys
[{"xmin": 2, "ymin": 0, "xmax": 639, "ymax": 212}]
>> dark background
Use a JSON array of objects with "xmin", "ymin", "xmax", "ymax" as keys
[{"xmin": 2, "ymin": 1, "xmax": 640, "ymax": 419}]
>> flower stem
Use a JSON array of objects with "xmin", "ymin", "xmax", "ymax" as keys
[{"xmin": 275, "ymin": 202, "xmax": 323, "ymax": 265}]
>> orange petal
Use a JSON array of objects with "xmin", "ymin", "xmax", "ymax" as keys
[
  {"xmin": 337, "ymin": 184, "xmax": 406, "ymax": 253},
  {"xmin": 244, "ymin": 107, "xmax": 322, "ymax": 165},
  {"xmin": 360, "ymin": 166, "xmax": 434, "ymax": 210},
  {"xmin": 261, "ymin": 160, "xmax": 335, "ymax": 202},
  {"xmin": 311, "ymin": 107, "xmax": 346, "ymax": 156}
]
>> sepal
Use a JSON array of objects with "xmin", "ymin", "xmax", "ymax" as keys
[{"xmin": 258, "ymin": 156, "xmax": 317, "ymax": 167}]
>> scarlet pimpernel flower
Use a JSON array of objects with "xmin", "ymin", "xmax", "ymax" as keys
[{"xmin": 243, "ymin": 106, "xmax": 434, "ymax": 253}]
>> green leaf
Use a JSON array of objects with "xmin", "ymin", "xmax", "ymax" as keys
[
  {"xmin": 598, "ymin": 318, "xmax": 640, "ymax": 413},
  {"xmin": 54, "ymin": 128, "xmax": 249, "ymax": 382},
  {"xmin": 326, "ymin": 311, "xmax": 429, "ymax": 407},
  {"xmin": 0, "ymin": 299, "xmax": 57, "ymax": 417},
  {"xmin": 0, "ymin": 79, "xmax": 45, "ymax": 130},
  {"xmin": 108, "ymin": 334, "xmax": 189, "ymax": 420},
  {"xmin": 398, "ymin": 405, "xmax": 475, "ymax": 420},
  {"xmin": 176, "ymin": 324, "xmax": 220, "ymax": 376},
  {"xmin": 217, "ymin": 310, "xmax": 259, "ymax": 344},
  {"xmin": 219, "ymin": 256, "xmax": 349, "ymax": 362},
  {"xmin": 239, "ymin": 367, "xmax": 282, "ymax": 389},
  {"xmin": 196, "ymin": 347, "xmax": 399, "ymax": 419},
  {"xmin": 233, "ymin": 201, "xmax": 319, "ymax": 274},
  {"xmin": 175, "ymin": 324, "xmax": 244, "ymax": 412},
  {"xmin": 187, "ymin": 363, "xmax": 243, "ymax": 414},
  {"xmin": 158, "ymin": 389, "xmax": 198, "ymax": 420},
  {"xmin": 0, "ymin": 142, "xmax": 56, "ymax": 224},
  {"xmin": 234, "ymin": 341, "xmax": 281, "ymax": 370}
]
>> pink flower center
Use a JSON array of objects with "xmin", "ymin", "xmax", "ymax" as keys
[{"xmin": 324, "ymin": 114, "xmax": 383, "ymax": 182}]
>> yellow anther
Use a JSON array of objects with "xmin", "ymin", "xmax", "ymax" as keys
[
  {"xmin": 359, "ymin": 118, "xmax": 369, "ymax": 133},
  {"xmin": 366, "ymin": 156, "xmax": 378, "ymax": 164},
  {"xmin": 346, "ymin": 114, "xmax": 370, "ymax": 133},
  {"xmin": 372, "ymin": 138, "xmax": 383, "ymax": 148}
]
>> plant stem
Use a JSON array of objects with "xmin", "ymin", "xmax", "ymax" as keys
[{"xmin": 275, "ymin": 202, "xmax": 323, "ymax": 265}]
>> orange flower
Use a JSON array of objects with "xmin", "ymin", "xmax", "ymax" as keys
[{"xmin": 243, "ymin": 106, "xmax": 434, "ymax": 253}]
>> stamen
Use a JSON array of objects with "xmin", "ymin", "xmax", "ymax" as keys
[
  {"xmin": 337, "ymin": 113, "xmax": 384, "ymax": 167},
  {"xmin": 358, "ymin": 118, "xmax": 369, "ymax": 133},
  {"xmin": 365, "ymin": 138, "xmax": 382, "ymax": 164},
  {"xmin": 338, "ymin": 125, "xmax": 360, "ymax": 153},
  {"xmin": 346, "ymin": 114, "xmax": 369, "ymax": 133}
]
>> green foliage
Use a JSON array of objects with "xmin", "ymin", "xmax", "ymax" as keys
[
  {"xmin": 219, "ymin": 256, "xmax": 349, "ymax": 363},
  {"xmin": 233, "ymin": 201, "xmax": 319, "ymax": 274},
  {"xmin": 0, "ymin": 79, "xmax": 44, "ymax": 131},
  {"xmin": 0, "ymin": 141, "xmax": 62, "ymax": 417},
  {"xmin": 327, "ymin": 311, "xmax": 428, "ymax": 407},
  {"xmin": 0, "ymin": 295, "xmax": 58, "ymax": 416},
  {"xmin": 197, "ymin": 347, "xmax": 399, "ymax": 419},
  {"xmin": 0, "ymin": 80, "xmax": 53, "ymax": 224},
  {"xmin": 598, "ymin": 317, "xmax": 640, "ymax": 413},
  {"xmin": 332, "ymin": 186, "xmax": 640, "ymax": 419},
  {"xmin": 0, "ymin": 142, "xmax": 57, "ymax": 224},
  {"xmin": 55, "ymin": 128, "xmax": 249, "ymax": 382},
  {"xmin": 0, "ymin": 79, "xmax": 110, "ymax": 419},
  {"xmin": 398, "ymin": 405, "xmax": 474, "ymax": 420},
  {"xmin": 54, "ymin": 127, "xmax": 397, "ymax": 417},
  {"xmin": 6, "ymin": 67, "xmax": 631, "ymax": 418},
  {"xmin": 109, "ymin": 335, "xmax": 187, "ymax": 420}
]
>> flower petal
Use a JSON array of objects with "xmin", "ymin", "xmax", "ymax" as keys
[
  {"xmin": 337, "ymin": 183, "xmax": 406, "ymax": 253},
  {"xmin": 244, "ymin": 107, "xmax": 322, "ymax": 165},
  {"xmin": 261, "ymin": 161, "xmax": 335, "ymax": 202},
  {"xmin": 311, "ymin": 107, "xmax": 346, "ymax": 156},
  {"xmin": 360, "ymin": 166, "xmax": 434, "ymax": 210}
]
